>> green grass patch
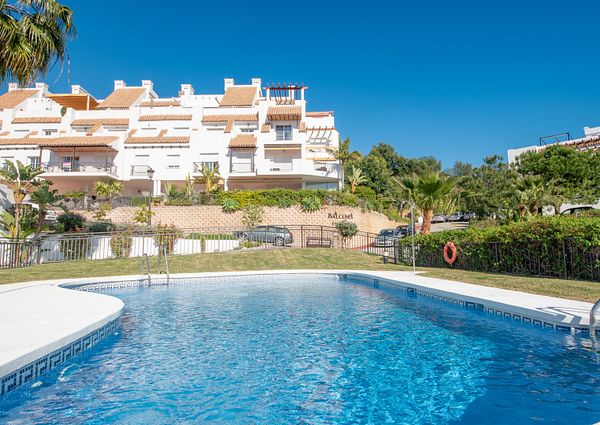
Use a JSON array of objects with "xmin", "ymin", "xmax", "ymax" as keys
[{"xmin": 0, "ymin": 249, "xmax": 598, "ymax": 302}]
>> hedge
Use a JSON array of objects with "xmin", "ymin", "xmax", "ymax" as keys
[{"xmin": 397, "ymin": 216, "xmax": 600, "ymax": 280}]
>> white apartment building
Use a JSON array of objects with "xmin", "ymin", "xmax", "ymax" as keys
[
  {"xmin": 0, "ymin": 78, "xmax": 342, "ymax": 202},
  {"xmin": 507, "ymin": 125, "xmax": 600, "ymax": 164}
]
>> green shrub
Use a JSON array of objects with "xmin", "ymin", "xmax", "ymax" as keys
[
  {"xmin": 153, "ymin": 224, "xmax": 183, "ymax": 254},
  {"xmin": 109, "ymin": 232, "xmax": 133, "ymax": 258},
  {"xmin": 133, "ymin": 205, "xmax": 154, "ymax": 225},
  {"xmin": 57, "ymin": 212, "xmax": 86, "ymax": 232},
  {"xmin": 221, "ymin": 197, "xmax": 241, "ymax": 212},
  {"xmin": 85, "ymin": 221, "xmax": 115, "ymax": 233},
  {"xmin": 241, "ymin": 205, "xmax": 264, "ymax": 228},
  {"xmin": 300, "ymin": 195, "xmax": 322, "ymax": 212}
]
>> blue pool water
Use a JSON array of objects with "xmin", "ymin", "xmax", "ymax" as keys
[{"xmin": 1, "ymin": 275, "xmax": 599, "ymax": 424}]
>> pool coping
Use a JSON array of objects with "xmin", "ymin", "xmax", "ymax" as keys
[{"xmin": 0, "ymin": 270, "xmax": 596, "ymax": 397}]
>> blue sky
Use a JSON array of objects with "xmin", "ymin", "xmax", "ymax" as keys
[{"xmin": 15, "ymin": 0, "xmax": 600, "ymax": 167}]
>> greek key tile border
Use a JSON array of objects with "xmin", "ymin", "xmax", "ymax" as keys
[
  {"xmin": 0, "ymin": 318, "xmax": 120, "ymax": 397},
  {"xmin": 341, "ymin": 274, "xmax": 599, "ymax": 336}
]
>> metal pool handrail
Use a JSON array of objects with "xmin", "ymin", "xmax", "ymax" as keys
[
  {"xmin": 141, "ymin": 253, "xmax": 151, "ymax": 285},
  {"xmin": 590, "ymin": 298, "xmax": 600, "ymax": 337},
  {"xmin": 157, "ymin": 246, "xmax": 170, "ymax": 284}
]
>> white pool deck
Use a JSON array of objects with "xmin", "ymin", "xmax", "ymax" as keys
[{"xmin": 0, "ymin": 270, "xmax": 596, "ymax": 383}]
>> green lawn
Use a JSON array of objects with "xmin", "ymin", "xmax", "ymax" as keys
[{"xmin": 1, "ymin": 248, "xmax": 598, "ymax": 302}]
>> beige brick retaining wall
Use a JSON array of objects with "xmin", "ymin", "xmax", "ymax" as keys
[{"xmin": 102, "ymin": 205, "xmax": 401, "ymax": 233}]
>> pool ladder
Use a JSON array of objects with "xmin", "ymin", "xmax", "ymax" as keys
[
  {"xmin": 590, "ymin": 298, "xmax": 600, "ymax": 339},
  {"xmin": 140, "ymin": 248, "xmax": 170, "ymax": 285}
]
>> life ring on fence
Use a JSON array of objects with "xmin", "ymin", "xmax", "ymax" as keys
[{"xmin": 443, "ymin": 241, "xmax": 458, "ymax": 265}]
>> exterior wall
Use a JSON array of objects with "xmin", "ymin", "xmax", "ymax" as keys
[
  {"xmin": 0, "ymin": 78, "xmax": 342, "ymax": 202},
  {"xmin": 101, "ymin": 205, "xmax": 401, "ymax": 234}
]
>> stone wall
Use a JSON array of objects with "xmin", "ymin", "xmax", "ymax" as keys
[{"xmin": 103, "ymin": 205, "xmax": 401, "ymax": 233}]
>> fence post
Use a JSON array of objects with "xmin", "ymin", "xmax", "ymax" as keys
[{"xmin": 562, "ymin": 239, "xmax": 569, "ymax": 279}]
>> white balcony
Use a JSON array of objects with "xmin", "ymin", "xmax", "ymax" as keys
[
  {"xmin": 258, "ymin": 159, "xmax": 340, "ymax": 179},
  {"xmin": 42, "ymin": 161, "xmax": 117, "ymax": 177}
]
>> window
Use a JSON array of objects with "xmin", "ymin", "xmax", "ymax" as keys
[
  {"xmin": 61, "ymin": 156, "xmax": 79, "ymax": 172},
  {"xmin": 1, "ymin": 157, "xmax": 14, "ymax": 170},
  {"xmin": 28, "ymin": 156, "xmax": 40, "ymax": 168},
  {"xmin": 275, "ymin": 125, "xmax": 292, "ymax": 141},
  {"xmin": 166, "ymin": 154, "xmax": 180, "ymax": 169},
  {"xmin": 230, "ymin": 151, "xmax": 254, "ymax": 173},
  {"xmin": 43, "ymin": 129, "xmax": 56, "ymax": 136}
]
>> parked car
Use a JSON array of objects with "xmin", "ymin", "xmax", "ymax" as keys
[
  {"xmin": 560, "ymin": 206, "xmax": 594, "ymax": 216},
  {"xmin": 462, "ymin": 212, "xmax": 476, "ymax": 221},
  {"xmin": 396, "ymin": 224, "xmax": 414, "ymax": 237},
  {"xmin": 447, "ymin": 212, "xmax": 465, "ymax": 222},
  {"xmin": 374, "ymin": 228, "xmax": 402, "ymax": 247},
  {"xmin": 431, "ymin": 214, "xmax": 447, "ymax": 223},
  {"xmin": 243, "ymin": 226, "xmax": 294, "ymax": 246}
]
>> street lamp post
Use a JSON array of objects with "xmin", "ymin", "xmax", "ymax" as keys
[
  {"xmin": 400, "ymin": 200, "xmax": 417, "ymax": 274},
  {"xmin": 147, "ymin": 167, "xmax": 155, "ymax": 227}
]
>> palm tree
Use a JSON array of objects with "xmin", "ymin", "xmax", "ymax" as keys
[
  {"xmin": 333, "ymin": 137, "xmax": 361, "ymax": 165},
  {"xmin": 395, "ymin": 172, "xmax": 460, "ymax": 234},
  {"xmin": 0, "ymin": 0, "xmax": 76, "ymax": 85},
  {"xmin": 513, "ymin": 175, "xmax": 558, "ymax": 219},
  {"xmin": 30, "ymin": 182, "xmax": 64, "ymax": 237},
  {"xmin": 346, "ymin": 165, "xmax": 367, "ymax": 194},
  {"xmin": 0, "ymin": 159, "xmax": 43, "ymax": 239},
  {"xmin": 194, "ymin": 163, "xmax": 222, "ymax": 193}
]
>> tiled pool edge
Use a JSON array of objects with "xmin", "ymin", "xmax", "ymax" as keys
[
  {"xmin": 0, "ymin": 270, "xmax": 596, "ymax": 398},
  {"xmin": 0, "ymin": 318, "xmax": 120, "ymax": 396},
  {"xmin": 67, "ymin": 271, "xmax": 598, "ymax": 336}
]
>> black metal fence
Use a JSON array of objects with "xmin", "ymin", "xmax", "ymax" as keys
[
  {"xmin": 397, "ymin": 239, "xmax": 600, "ymax": 281},
  {"xmin": 0, "ymin": 225, "xmax": 396, "ymax": 269}
]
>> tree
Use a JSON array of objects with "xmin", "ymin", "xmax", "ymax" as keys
[
  {"xmin": 395, "ymin": 173, "xmax": 460, "ymax": 234},
  {"xmin": 333, "ymin": 137, "xmax": 361, "ymax": 165},
  {"xmin": 194, "ymin": 164, "xmax": 222, "ymax": 193},
  {"xmin": 512, "ymin": 175, "xmax": 560, "ymax": 219},
  {"xmin": 93, "ymin": 179, "xmax": 123, "ymax": 220},
  {"xmin": 460, "ymin": 155, "xmax": 518, "ymax": 219},
  {"xmin": 346, "ymin": 165, "xmax": 367, "ymax": 194},
  {"xmin": 0, "ymin": 0, "xmax": 76, "ymax": 85},
  {"xmin": 516, "ymin": 145, "xmax": 600, "ymax": 205},
  {"xmin": 0, "ymin": 159, "xmax": 43, "ymax": 239},
  {"xmin": 444, "ymin": 161, "xmax": 474, "ymax": 178},
  {"xmin": 351, "ymin": 153, "xmax": 392, "ymax": 195},
  {"xmin": 30, "ymin": 182, "xmax": 64, "ymax": 237}
]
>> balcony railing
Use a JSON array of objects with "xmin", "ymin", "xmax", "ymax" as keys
[
  {"xmin": 193, "ymin": 161, "xmax": 219, "ymax": 173},
  {"xmin": 230, "ymin": 163, "xmax": 254, "ymax": 173},
  {"xmin": 131, "ymin": 165, "xmax": 152, "ymax": 176},
  {"xmin": 42, "ymin": 162, "xmax": 117, "ymax": 175}
]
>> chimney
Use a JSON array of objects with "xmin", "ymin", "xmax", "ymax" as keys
[
  {"xmin": 8, "ymin": 83, "xmax": 18, "ymax": 91},
  {"xmin": 114, "ymin": 80, "xmax": 126, "ymax": 90},
  {"xmin": 35, "ymin": 82, "xmax": 48, "ymax": 93},
  {"xmin": 224, "ymin": 78, "xmax": 235, "ymax": 90},
  {"xmin": 251, "ymin": 78, "xmax": 262, "ymax": 88},
  {"xmin": 71, "ymin": 85, "xmax": 82, "ymax": 94},
  {"xmin": 180, "ymin": 84, "xmax": 194, "ymax": 96},
  {"xmin": 142, "ymin": 80, "xmax": 154, "ymax": 91}
]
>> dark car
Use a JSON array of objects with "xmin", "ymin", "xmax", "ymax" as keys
[
  {"xmin": 561, "ymin": 206, "xmax": 594, "ymax": 216},
  {"xmin": 243, "ymin": 226, "xmax": 294, "ymax": 246},
  {"xmin": 374, "ymin": 228, "xmax": 402, "ymax": 247},
  {"xmin": 396, "ymin": 224, "xmax": 414, "ymax": 237}
]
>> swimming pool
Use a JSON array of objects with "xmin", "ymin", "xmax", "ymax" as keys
[{"xmin": 1, "ymin": 275, "xmax": 599, "ymax": 424}]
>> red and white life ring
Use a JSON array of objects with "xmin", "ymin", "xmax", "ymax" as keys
[{"xmin": 443, "ymin": 241, "xmax": 458, "ymax": 265}]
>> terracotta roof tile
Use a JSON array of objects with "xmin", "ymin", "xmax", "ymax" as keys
[
  {"xmin": 202, "ymin": 114, "xmax": 258, "ymax": 123},
  {"xmin": 0, "ymin": 135, "xmax": 117, "ymax": 146},
  {"xmin": 299, "ymin": 121, "xmax": 306, "ymax": 132},
  {"xmin": 306, "ymin": 111, "xmax": 334, "ymax": 118},
  {"xmin": 138, "ymin": 114, "xmax": 192, "ymax": 121},
  {"xmin": 47, "ymin": 94, "xmax": 98, "ymax": 110},
  {"xmin": 267, "ymin": 106, "xmax": 302, "ymax": 121},
  {"xmin": 0, "ymin": 89, "xmax": 38, "ymax": 110},
  {"xmin": 219, "ymin": 87, "xmax": 256, "ymax": 107},
  {"xmin": 125, "ymin": 129, "xmax": 189, "ymax": 144},
  {"xmin": 261, "ymin": 124, "xmax": 271, "ymax": 133},
  {"xmin": 97, "ymin": 88, "xmax": 146, "ymax": 109},
  {"xmin": 139, "ymin": 99, "xmax": 180, "ymax": 107},
  {"xmin": 71, "ymin": 118, "xmax": 129, "ymax": 127},
  {"xmin": 12, "ymin": 116, "xmax": 62, "ymax": 124},
  {"xmin": 229, "ymin": 134, "xmax": 257, "ymax": 148}
]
